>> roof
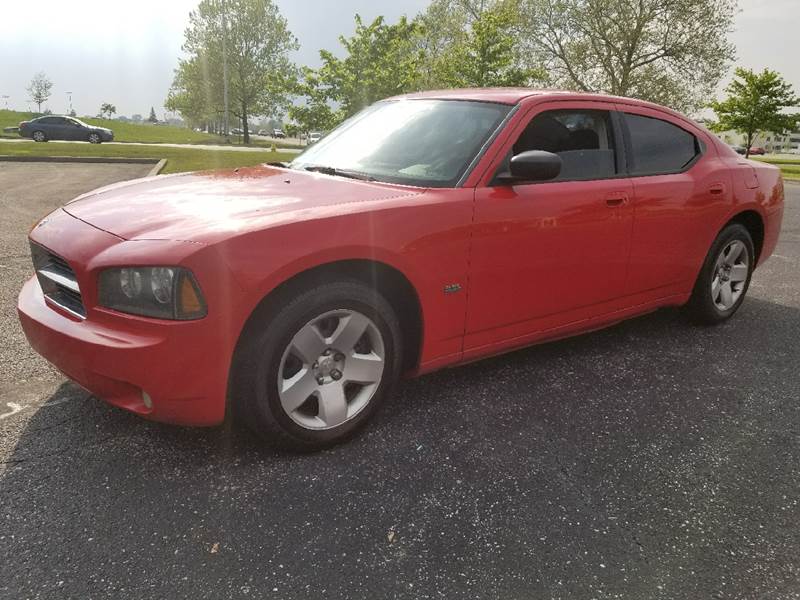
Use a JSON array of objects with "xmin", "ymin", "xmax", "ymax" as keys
[
  {"xmin": 389, "ymin": 88, "xmax": 560, "ymax": 104},
  {"xmin": 387, "ymin": 88, "xmax": 696, "ymax": 124}
]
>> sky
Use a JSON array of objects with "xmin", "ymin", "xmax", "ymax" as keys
[{"xmin": 0, "ymin": 0, "xmax": 797, "ymax": 117}]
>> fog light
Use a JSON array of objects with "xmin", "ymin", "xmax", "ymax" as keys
[{"xmin": 142, "ymin": 391, "xmax": 153, "ymax": 409}]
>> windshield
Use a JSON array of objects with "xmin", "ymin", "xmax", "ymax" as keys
[{"xmin": 290, "ymin": 99, "xmax": 512, "ymax": 187}]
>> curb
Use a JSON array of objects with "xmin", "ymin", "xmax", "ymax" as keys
[
  {"xmin": 147, "ymin": 158, "xmax": 167, "ymax": 177},
  {"xmin": 0, "ymin": 155, "xmax": 161, "ymax": 165}
]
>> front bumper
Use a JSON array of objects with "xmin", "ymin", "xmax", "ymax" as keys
[{"xmin": 18, "ymin": 276, "xmax": 228, "ymax": 426}]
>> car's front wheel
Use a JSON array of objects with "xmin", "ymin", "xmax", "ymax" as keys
[
  {"xmin": 32, "ymin": 130, "xmax": 47, "ymax": 142},
  {"xmin": 685, "ymin": 223, "xmax": 754, "ymax": 324},
  {"xmin": 232, "ymin": 280, "xmax": 402, "ymax": 450},
  {"xmin": 88, "ymin": 132, "xmax": 102, "ymax": 144}
]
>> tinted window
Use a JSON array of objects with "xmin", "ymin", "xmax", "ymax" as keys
[
  {"xmin": 510, "ymin": 110, "xmax": 617, "ymax": 181},
  {"xmin": 624, "ymin": 113, "xmax": 699, "ymax": 175},
  {"xmin": 38, "ymin": 117, "xmax": 62, "ymax": 124}
]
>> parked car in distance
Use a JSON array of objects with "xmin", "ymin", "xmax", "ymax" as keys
[
  {"xmin": 730, "ymin": 145, "xmax": 747, "ymax": 155},
  {"xmin": 788, "ymin": 148, "xmax": 800, "ymax": 155},
  {"xmin": 273, "ymin": 129, "xmax": 286, "ymax": 138},
  {"xmin": 231, "ymin": 127, "xmax": 243, "ymax": 135},
  {"xmin": 748, "ymin": 147, "xmax": 766, "ymax": 155},
  {"xmin": 18, "ymin": 116, "xmax": 113, "ymax": 143},
  {"xmin": 308, "ymin": 131, "xmax": 323, "ymax": 144},
  {"xmin": 18, "ymin": 89, "xmax": 784, "ymax": 450}
]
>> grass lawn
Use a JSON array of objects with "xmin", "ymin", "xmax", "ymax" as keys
[
  {"xmin": 0, "ymin": 141, "xmax": 293, "ymax": 174},
  {"xmin": 0, "ymin": 109, "xmax": 225, "ymax": 144},
  {"xmin": 752, "ymin": 156, "xmax": 800, "ymax": 181}
]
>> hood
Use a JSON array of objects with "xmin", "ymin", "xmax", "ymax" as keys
[{"xmin": 62, "ymin": 164, "xmax": 423, "ymax": 244}]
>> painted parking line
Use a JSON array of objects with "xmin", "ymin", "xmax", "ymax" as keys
[
  {"xmin": 0, "ymin": 392, "xmax": 83, "ymax": 420},
  {"xmin": 0, "ymin": 402, "xmax": 25, "ymax": 420}
]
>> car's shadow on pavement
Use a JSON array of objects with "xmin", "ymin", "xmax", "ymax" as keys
[{"xmin": 2, "ymin": 297, "xmax": 799, "ymax": 599}]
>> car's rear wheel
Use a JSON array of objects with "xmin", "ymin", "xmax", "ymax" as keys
[
  {"xmin": 231, "ymin": 280, "xmax": 402, "ymax": 450},
  {"xmin": 32, "ymin": 130, "xmax": 46, "ymax": 142},
  {"xmin": 685, "ymin": 223, "xmax": 754, "ymax": 324},
  {"xmin": 88, "ymin": 132, "xmax": 102, "ymax": 144}
]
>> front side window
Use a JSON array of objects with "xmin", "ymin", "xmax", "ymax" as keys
[
  {"xmin": 624, "ymin": 113, "xmax": 700, "ymax": 175},
  {"xmin": 290, "ymin": 99, "xmax": 512, "ymax": 187},
  {"xmin": 508, "ymin": 109, "xmax": 617, "ymax": 181}
]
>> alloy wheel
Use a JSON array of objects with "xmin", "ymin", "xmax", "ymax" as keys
[
  {"xmin": 277, "ymin": 309, "xmax": 385, "ymax": 430},
  {"xmin": 711, "ymin": 239, "xmax": 750, "ymax": 311}
]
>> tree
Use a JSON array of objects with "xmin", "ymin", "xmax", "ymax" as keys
[
  {"xmin": 27, "ymin": 72, "xmax": 53, "ymax": 113},
  {"xmin": 169, "ymin": 0, "xmax": 298, "ymax": 143},
  {"xmin": 296, "ymin": 15, "xmax": 425, "ymax": 125},
  {"xmin": 519, "ymin": 0, "xmax": 737, "ymax": 112},
  {"xmin": 100, "ymin": 103, "xmax": 116, "ymax": 120},
  {"xmin": 710, "ymin": 68, "xmax": 800, "ymax": 158},
  {"xmin": 148, "ymin": 106, "xmax": 158, "ymax": 123},
  {"xmin": 288, "ymin": 67, "xmax": 339, "ymax": 136},
  {"xmin": 431, "ymin": 3, "xmax": 545, "ymax": 87}
]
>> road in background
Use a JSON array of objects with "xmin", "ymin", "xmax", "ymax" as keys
[{"xmin": 1, "ymin": 165, "xmax": 798, "ymax": 599}]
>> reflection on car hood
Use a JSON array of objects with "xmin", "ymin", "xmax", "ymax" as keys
[{"xmin": 62, "ymin": 164, "xmax": 423, "ymax": 244}]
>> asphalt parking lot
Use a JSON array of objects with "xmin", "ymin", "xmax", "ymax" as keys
[{"xmin": 1, "ymin": 162, "xmax": 798, "ymax": 599}]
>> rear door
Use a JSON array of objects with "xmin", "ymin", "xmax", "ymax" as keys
[{"xmin": 617, "ymin": 105, "xmax": 728, "ymax": 295}]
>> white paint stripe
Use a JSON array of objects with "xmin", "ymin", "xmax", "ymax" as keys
[
  {"xmin": 43, "ymin": 396, "xmax": 80, "ymax": 407},
  {"xmin": 0, "ymin": 402, "xmax": 25, "ymax": 420}
]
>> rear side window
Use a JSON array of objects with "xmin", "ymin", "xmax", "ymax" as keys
[
  {"xmin": 510, "ymin": 109, "xmax": 617, "ymax": 181},
  {"xmin": 38, "ymin": 117, "xmax": 61, "ymax": 125},
  {"xmin": 624, "ymin": 113, "xmax": 700, "ymax": 175}
]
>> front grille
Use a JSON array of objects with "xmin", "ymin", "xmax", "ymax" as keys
[{"xmin": 30, "ymin": 242, "xmax": 86, "ymax": 319}]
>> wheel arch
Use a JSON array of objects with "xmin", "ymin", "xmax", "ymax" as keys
[
  {"xmin": 725, "ymin": 209, "xmax": 765, "ymax": 265},
  {"xmin": 234, "ymin": 258, "xmax": 424, "ymax": 375}
]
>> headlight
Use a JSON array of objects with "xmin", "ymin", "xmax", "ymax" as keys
[{"xmin": 98, "ymin": 267, "xmax": 207, "ymax": 320}]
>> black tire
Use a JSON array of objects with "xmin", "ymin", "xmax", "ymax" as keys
[
  {"xmin": 684, "ymin": 223, "xmax": 754, "ymax": 325},
  {"xmin": 88, "ymin": 132, "xmax": 102, "ymax": 144},
  {"xmin": 32, "ymin": 130, "xmax": 47, "ymax": 142},
  {"xmin": 231, "ymin": 280, "xmax": 403, "ymax": 450}
]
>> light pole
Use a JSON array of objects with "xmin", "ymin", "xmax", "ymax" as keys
[
  {"xmin": 1, "ymin": 95, "xmax": 9, "ymax": 110},
  {"xmin": 65, "ymin": 91, "xmax": 73, "ymax": 115},
  {"xmin": 221, "ymin": 0, "xmax": 230, "ymax": 139}
]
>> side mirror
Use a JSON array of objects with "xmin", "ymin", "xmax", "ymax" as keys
[{"xmin": 497, "ymin": 150, "xmax": 561, "ymax": 184}]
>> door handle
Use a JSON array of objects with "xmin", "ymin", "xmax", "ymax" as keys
[
  {"xmin": 605, "ymin": 193, "xmax": 628, "ymax": 207},
  {"xmin": 709, "ymin": 183, "xmax": 725, "ymax": 195}
]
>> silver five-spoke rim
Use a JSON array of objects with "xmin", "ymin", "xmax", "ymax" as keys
[
  {"xmin": 278, "ymin": 309, "xmax": 385, "ymax": 430},
  {"xmin": 711, "ymin": 240, "xmax": 749, "ymax": 311}
]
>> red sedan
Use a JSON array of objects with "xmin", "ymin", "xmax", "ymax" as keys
[{"xmin": 18, "ymin": 89, "xmax": 784, "ymax": 449}]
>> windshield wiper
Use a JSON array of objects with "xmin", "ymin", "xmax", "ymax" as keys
[{"xmin": 302, "ymin": 165, "xmax": 375, "ymax": 181}]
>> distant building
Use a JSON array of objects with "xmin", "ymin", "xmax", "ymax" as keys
[
  {"xmin": 716, "ymin": 128, "xmax": 800, "ymax": 152},
  {"xmin": 763, "ymin": 129, "xmax": 800, "ymax": 153}
]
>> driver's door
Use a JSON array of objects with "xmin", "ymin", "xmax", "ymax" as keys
[
  {"xmin": 464, "ymin": 101, "xmax": 634, "ymax": 351},
  {"xmin": 64, "ymin": 118, "xmax": 84, "ymax": 141}
]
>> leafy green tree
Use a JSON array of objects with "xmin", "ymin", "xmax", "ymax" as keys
[
  {"xmin": 170, "ymin": 0, "xmax": 298, "ymax": 143},
  {"xmin": 519, "ymin": 0, "xmax": 737, "ymax": 112},
  {"xmin": 166, "ymin": 49, "xmax": 223, "ymax": 131},
  {"xmin": 100, "ymin": 103, "xmax": 116, "ymax": 120},
  {"xmin": 296, "ymin": 14, "xmax": 425, "ymax": 125},
  {"xmin": 148, "ymin": 106, "xmax": 158, "ymax": 123},
  {"xmin": 710, "ymin": 68, "xmax": 800, "ymax": 158},
  {"xmin": 432, "ymin": 3, "xmax": 545, "ymax": 87},
  {"xmin": 288, "ymin": 67, "xmax": 338, "ymax": 135},
  {"xmin": 27, "ymin": 72, "xmax": 53, "ymax": 113}
]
